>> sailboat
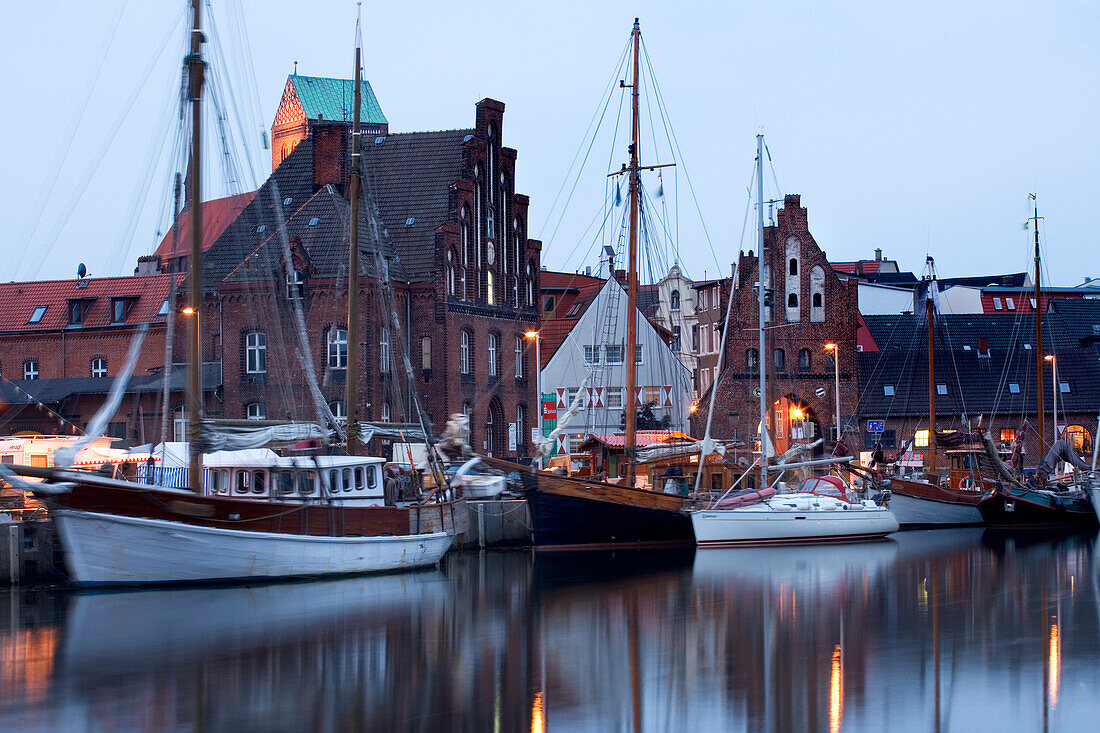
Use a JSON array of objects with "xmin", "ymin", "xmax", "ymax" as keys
[
  {"xmin": 871, "ymin": 261, "xmax": 985, "ymax": 526},
  {"xmin": 8, "ymin": 2, "xmax": 460, "ymax": 585},
  {"xmin": 978, "ymin": 196, "xmax": 1098, "ymax": 527},
  {"xmin": 687, "ymin": 135, "xmax": 898, "ymax": 546},
  {"xmin": 485, "ymin": 19, "xmax": 696, "ymax": 547}
]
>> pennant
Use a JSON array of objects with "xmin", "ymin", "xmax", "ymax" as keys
[
  {"xmin": 615, "ymin": 181, "xmax": 621, "ymax": 207},
  {"xmin": 656, "ymin": 171, "xmax": 664, "ymax": 199}
]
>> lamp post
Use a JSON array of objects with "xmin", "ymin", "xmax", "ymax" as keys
[
  {"xmin": 525, "ymin": 330, "xmax": 541, "ymax": 467},
  {"xmin": 825, "ymin": 343, "xmax": 841, "ymax": 453},
  {"xmin": 1045, "ymin": 354, "xmax": 1058, "ymax": 443}
]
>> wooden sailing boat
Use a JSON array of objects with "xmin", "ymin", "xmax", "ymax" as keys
[
  {"xmin": 488, "ymin": 19, "xmax": 695, "ymax": 547},
  {"xmin": 977, "ymin": 196, "xmax": 1097, "ymax": 526},
  {"xmin": 876, "ymin": 261, "xmax": 985, "ymax": 526},
  {"xmin": 10, "ymin": 2, "xmax": 460, "ymax": 584}
]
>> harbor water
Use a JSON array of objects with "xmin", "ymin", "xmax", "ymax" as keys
[{"xmin": 2, "ymin": 528, "xmax": 1099, "ymax": 731}]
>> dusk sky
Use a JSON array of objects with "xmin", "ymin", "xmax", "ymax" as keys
[{"xmin": 3, "ymin": 1, "xmax": 1098, "ymax": 287}]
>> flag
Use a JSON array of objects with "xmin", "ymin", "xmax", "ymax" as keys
[
  {"xmin": 615, "ymin": 181, "xmax": 621, "ymax": 207},
  {"xmin": 656, "ymin": 171, "xmax": 664, "ymax": 199},
  {"xmin": 1022, "ymin": 221, "xmax": 1029, "ymax": 230}
]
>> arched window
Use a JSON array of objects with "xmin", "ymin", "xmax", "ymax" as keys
[
  {"xmin": 487, "ymin": 333, "xmax": 498, "ymax": 376},
  {"xmin": 812, "ymin": 292, "xmax": 823, "ymax": 308},
  {"xmin": 381, "ymin": 402, "xmax": 391, "ymax": 423},
  {"xmin": 246, "ymin": 402, "xmax": 266, "ymax": 421},
  {"xmin": 379, "ymin": 327, "xmax": 390, "ymax": 373},
  {"xmin": 280, "ymin": 144, "xmax": 289, "ymax": 164},
  {"xmin": 799, "ymin": 348, "xmax": 811, "ymax": 371},
  {"xmin": 516, "ymin": 405, "xmax": 526, "ymax": 447},
  {"xmin": 91, "ymin": 357, "xmax": 107, "ymax": 378},
  {"xmin": 460, "ymin": 207, "xmax": 470, "ymax": 265},
  {"xmin": 328, "ymin": 401, "xmax": 346, "ymax": 422},
  {"xmin": 327, "ymin": 328, "xmax": 348, "ymax": 369},
  {"xmin": 788, "ymin": 293, "xmax": 798, "ymax": 308},
  {"xmin": 670, "ymin": 289, "xmax": 681, "ymax": 311},
  {"xmin": 447, "ymin": 249, "xmax": 457, "ymax": 297},
  {"xmin": 526, "ymin": 262, "xmax": 535, "ymax": 307},
  {"xmin": 246, "ymin": 332, "xmax": 266, "ymax": 374},
  {"xmin": 487, "ymin": 207, "xmax": 495, "ymax": 241},
  {"xmin": 746, "ymin": 348, "xmax": 759, "ymax": 372},
  {"xmin": 486, "ymin": 407, "xmax": 495, "ymax": 455},
  {"xmin": 460, "ymin": 330, "xmax": 471, "ymax": 374},
  {"xmin": 810, "ymin": 265, "xmax": 826, "ymax": 323},
  {"xmin": 514, "ymin": 336, "xmax": 524, "ymax": 378},
  {"xmin": 421, "ymin": 336, "xmax": 432, "ymax": 370},
  {"xmin": 789, "ymin": 258, "xmax": 798, "ymax": 276},
  {"xmin": 487, "ymin": 270, "xmax": 496, "ymax": 306},
  {"xmin": 774, "ymin": 348, "xmax": 786, "ymax": 371}
]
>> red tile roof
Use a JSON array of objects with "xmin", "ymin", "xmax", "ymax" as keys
[
  {"xmin": 153, "ymin": 191, "xmax": 257, "ymax": 262},
  {"xmin": 538, "ymin": 271, "xmax": 607, "ymax": 367},
  {"xmin": 580, "ymin": 431, "xmax": 696, "ymax": 449},
  {"xmin": 0, "ymin": 273, "xmax": 184, "ymax": 332}
]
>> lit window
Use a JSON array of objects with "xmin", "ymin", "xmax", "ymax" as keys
[
  {"xmin": 246, "ymin": 332, "xmax": 267, "ymax": 374},
  {"xmin": 91, "ymin": 357, "xmax": 107, "ymax": 378},
  {"xmin": 24, "ymin": 361, "xmax": 38, "ymax": 380},
  {"xmin": 936, "ymin": 383, "xmax": 948, "ymax": 395},
  {"xmin": 1008, "ymin": 382, "xmax": 1021, "ymax": 393},
  {"xmin": 488, "ymin": 334, "xmax": 498, "ymax": 376},
  {"xmin": 327, "ymin": 328, "xmax": 348, "ymax": 369},
  {"xmin": 247, "ymin": 403, "xmax": 266, "ymax": 420},
  {"xmin": 28, "ymin": 305, "xmax": 47, "ymax": 324},
  {"xmin": 487, "ymin": 270, "xmax": 495, "ymax": 305},
  {"xmin": 884, "ymin": 384, "xmax": 895, "ymax": 396},
  {"xmin": 914, "ymin": 429, "xmax": 929, "ymax": 447},
  {"xmin": 460, "ymin": 331, "xmax": 470, "ymax": 374},
  {"xmin": 1000, "ymin": 428, "xmax": 1016, "ymax": 443}
]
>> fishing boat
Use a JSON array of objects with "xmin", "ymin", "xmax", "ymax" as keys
[
  {"xmin": 499, "ymin": 19, "xmax": 698, "ymax": 547},
  {"xmin": 7, "ymin": 2, "xmax": 461, "ymax": 585},
  {"xmin": 687, "ymin": 134, "xmax": 897, "ymax": 546}
]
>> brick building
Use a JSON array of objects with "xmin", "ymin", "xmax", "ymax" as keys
[
  {"xmin": 0, "ymin": 274, "xmax": 221, "ymax": 444},
  {"xmin": 185, "ymin": 91, "xmax": 540, "ymax": 459},
  {"xmin": 691, "ymin": 195, "xmax": 861, "ymax": 453}
]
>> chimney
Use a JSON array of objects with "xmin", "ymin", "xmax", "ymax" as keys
[
  {"xmin": 875, "ymin": 248, "xmax": 882, "ymax": 262},
  {"xmin": 585, "ymin": 266, "xmax": 592, "ymax": 277},
  {"xmin": 312, "ymin": 123, "xmax": 348, "ymax": 190},
  {"xmin": 135, "ymin": 255, "xmax": 163, "ymax": 276}
]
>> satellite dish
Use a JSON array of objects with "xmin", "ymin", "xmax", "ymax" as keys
[{"xmin": 77, "ymin": 263, "xmax": 87, "ymax": 279}]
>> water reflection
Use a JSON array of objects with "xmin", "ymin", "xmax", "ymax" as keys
[{"xmin": 0, "ymin": 529, "xmax": 1098, "ymax": 731}]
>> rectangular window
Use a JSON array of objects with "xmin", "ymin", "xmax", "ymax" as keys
[
  {"xmin": 691, "ymin": 325, "xmax": 699, "ymax": 352},
  {"xmin": 645, "ymin": 386, "xmax": 660, "ymax": 404},
  {"xmin": 422, "ymin": 336, "xmax": 432, "ymax": 371},
  {"xmin": 883, "ymin": 384, "xmax": 895, "ymax": 396},
  {"xmin": 936, "ymin": 383, "xmax": 948, "ymax": 395},
  {"xmin": 566, "ymin": 387, "xmax": 579, "ymax": 408},
  {"xmin": 1009, "ymin": 382, "xmax": 1020, "ymax": 393},
  {"xmin": 28, "ymin": 305, "xmax": 47, "ymax": 324},
  {"xmin": 605, "ymin": 345, "xmax": 623, "ymax": 364},
  {"xmin": 992, "ymin": 297, "xmax": 1002, "ymax": 310},
  {"xmin": 514, "ymin": 337, "xmax": 523, "ymax": 378},
  {"xmin": 23, "ymin": 361, "xmax": 38, "ymax": 380},
  {"xmin": 1059, "ymin": 381, "xmax": 1071, "ymax": 393},
  {"xmin": 544, "ymin": 295, "xmax": 555, "ymax": 313},
  {"xmin": 607, "ymin": 388, "xmax": 623, "ymax": 408},
  {"xmin": 380, "ymin": 328, "xmax": 391, "ymax": 373},
  {"xmin": 246, "ymin": 332, "xmax": 267, "ymax": 374},
  {"xmin": 914, "ymin": 429, "xmax": 929, "ymax": 447},
  {"xmin": 1000, "ymin": 428, "xmax": 1016, "ymax": 443},
  {"xmin": 701, "ymin": 327, "xmax": 710, "ymax": 353},
  {"xmin": 584, "ymin": 345, "xmax": 600, "ymax": 364},
  {"xmin": 712, "ymin": 325, "xmax": 721, "ymax": 353},
  {"xmin": 1007, "ymin": 298, "xmax": 1016, "ymax": 310},
  {"xmin": 635, "ymin": 345, "xmax": 643, "ymax": 365}
]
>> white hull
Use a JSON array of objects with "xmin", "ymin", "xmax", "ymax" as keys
[
  {"xmin": 1088, "ymin": 485, "xmax": 1100, "ymax": 524},
  {"xmin": 887, "ymin": 492, "xmax": 983, "ymax": 526},
  {"xmin": 55, "ymin": 509, "xmax": 453, "ymax": 586},
  {"xmin": 690, "ymin": 496, "xmax": 899, "ymax": 546}
]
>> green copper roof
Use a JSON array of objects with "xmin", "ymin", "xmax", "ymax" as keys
[{"xmin": 290, "ymin": 74, "xmax": 387, "ymax": 125}]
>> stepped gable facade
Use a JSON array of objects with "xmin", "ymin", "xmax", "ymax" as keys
[
  {"xmin": 691, "ymin": 195, "xmax": 861, "ymax": 453},
  {"xmin": 201, "ymin": 94, "xmax": 539, "ymax": 459}
]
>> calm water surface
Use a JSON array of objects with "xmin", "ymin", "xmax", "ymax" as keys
[{"xmin": 2, "ymin": 528, "xmax": 1099, "ymax": 731}]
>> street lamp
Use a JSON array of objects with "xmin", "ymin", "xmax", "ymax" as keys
[
  {"xmin": 825, "ymin": 343, "xmax": 841, "ymax": 453},
  {"xmin": 1045, "ymin": 354, "xmax": 1058, "ymax": 443},
  {"xmin": 525, "ymin": 330, "xmax": 542, "ymax": 467}
]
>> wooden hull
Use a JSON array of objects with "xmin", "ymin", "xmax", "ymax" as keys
[
  {"xmin": 690, "ymin": 503, "xmax": 898, "ymax": 547},
  {"xmin": 886, "ymin": 477, "xmax": 983, "ymax": 526},
  {"xmin": 977, "ymin": 487, "xmax": 1098, "ymax": 528}
]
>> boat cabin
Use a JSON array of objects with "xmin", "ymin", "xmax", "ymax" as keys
[{"xmin": 203, "ymin": 452, "xmax": 387, "ymax": 504}]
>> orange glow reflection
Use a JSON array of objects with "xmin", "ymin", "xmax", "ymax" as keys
[
  {"xmin": 0, "ymin": 626, "xmax": 58, "ymax": 705},
  {"xmin": 830, "ymin": 644, "xmax": 843, "ymax": 733},
  {"xmin": 1049, "ymin": 622, "xmax": 1061, "ymax": 707},
  {"xmin": 531, "ymin": 690, "xmax": 544, "ymax": 733}
]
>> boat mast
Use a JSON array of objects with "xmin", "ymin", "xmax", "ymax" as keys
[
  {"xmin": 187, "ymin": 0, "xmax": 204, "ymax": 494},
  {"xmin": 1031, "ymin": 195, "xmax": 1044, "ymax": 451},
  {"xmin": 346, "ymin": 18, "xmax": 363, "ymax": 454},
  {"xmin": 756, "ymin": 134, "xmax": 767, "ymax": 490},
  {"xmin": 926, "ymin": 258, "xmax": 936, "ymax": 474},
  {"xmin": 624, "ymin": 18, "xmax": 641, "ymax": 487}
]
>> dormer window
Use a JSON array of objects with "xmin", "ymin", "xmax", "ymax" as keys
[
  {"xmin": 308, "ymin": 217, "xmax": 320, "ymax": 227},
  {"xmin": 67, "ymin": 299, "xmax": 93, "ymax": 326},
  {"xmin": 28, "ymin": 305, "xmax": 47, "ymax": 324},
  {"xmin": 157, "ymin": 299, "xmax": 170, "ymax": 316},
  {"xmin": 286, "ymin": 270, "xmax": 306, "ymax": 300},
  {"xmin": 1009, "ymin": 382, "xmax": 1021, "ymax": 393},
  {"xmin": 884, "ymin": 384, "xmax": 895, "ymax": 396},
  {"xmin": 111, "ymin": 297, "xmax": 136, "ymax": 324}
]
